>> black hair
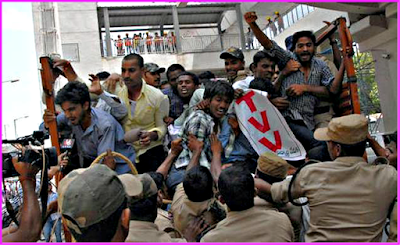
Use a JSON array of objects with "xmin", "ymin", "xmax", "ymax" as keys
[
  {"xmin": 122, "ymin": 53, "xmax": 144, "ymax": 68},
  {"xmin": 253, "ymin": 51, "xmax": 276, "ymax": 67},
  {"xmin": 198, "ymin": 71, "xmax": 215, "ymax": 80},
  {"xmin": 177, "ymin": 71, "xmax": 200, "ymax": 85},
  {"xmin": 336, "ymin": 140, "xmax": 367, "ymax": 157},
  {"xmin": 183, "ymin": 166, "xmax": 214, "ymax": 202},
  {"xmin": 96, "ymin": 71, "xmax": 111, "ymax": 81},
  {"xmin": 249, "ymin": 63, "xmax": 256, "ymax": 73},
  {"xmin": 66, "ymin": 198, "xmax": 127, "ymax": 242},
  {"xmin": 292, "ymin": 30, "xmax": 316, "ymax": 47},
  {"xmin": 249, "ymin": 77, "xmax": 277, "ymax": 98},
  {"xmin": 218, "ymin": 165, "xmax": 254, "ymax": 211},
  {"xmin": 166, "ymin": 64, "xmax": 185, "ymax": 81},
  {"xmin": 147, "ymin": 171, "xmax": 164, "ymax": 190},
  {"xmin": 55, "ymin": 81, "xmax": 91, "ymax": 107},
  {"xmin": 389, "ymin": 132, "xmax": 397, "ymax": 145},
  {"xmin": 203, "ymin": 80, "xmax": 234, "ymax": 102},
  {"xmin": 128, "ymin": 194, "xmax": 158, "ymax": 222}
]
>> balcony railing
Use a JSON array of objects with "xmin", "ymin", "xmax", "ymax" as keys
[{"xmin": 101, "ymin": 34, "xmax": 261, "ymax": 57}]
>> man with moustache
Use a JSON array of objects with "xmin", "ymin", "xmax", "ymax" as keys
[
  {"xmin": 143, "ymin": 63, "xmax": 165, "ymax": 88},
  {"xmin": 244, "ymin": 12, "xmax": 344, "ymax": 153},
  {"xmin": 43, "ymin": 82, "xmax": 135, "ymax": 174},
  {"xmin": 118, "ymin": 54, "xmax": 170, "ymax": 173},
  {"xmin": 163, "ymin": 71, "xmax": 199, "ymax": 126}
]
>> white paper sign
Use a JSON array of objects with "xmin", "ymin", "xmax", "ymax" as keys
[{"xmin": 234, "ymin": 89, "xmax": 306, "ymax": 161}]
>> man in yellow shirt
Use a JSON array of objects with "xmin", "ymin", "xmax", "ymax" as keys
[{"xmin": 119, "ymin": 54, "xmax": 170, "ymax": 173}]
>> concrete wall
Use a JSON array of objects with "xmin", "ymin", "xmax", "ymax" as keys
[
  {"xmin": 273, "ymin": 8, "xmax": 348, "ymax": 47},
  {"xmin": 357, "ymin": 15, "xmax": 397, "ymax": 132},
  {"xmin": 57, "ymin": 2, "xmax": 103, "ymax": 78}
]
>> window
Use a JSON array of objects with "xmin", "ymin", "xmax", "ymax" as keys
[
  {"xmin": 283, "ymin": 15, "xmax": 289, "ymax": 29},
  {"xmin": 288, "ymin": 11, "xmax": 294, "ymax": 26},
  {"xmin": 302, "ymin": 5, "xmax": 309, "ymax": 16},
  {"xmin": 292, "ymin": 8, "xmax": 298, "ymax": 22},
  {"xmin": 62, "ymin": 43, "xmax": 80, "ymax": 62},
  {"xmin": 297, "ymin": 5, "xmax": 304, "ymax": 19}
]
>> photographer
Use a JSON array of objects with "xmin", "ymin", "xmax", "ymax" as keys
[{"xmin": 2, "ymin": 157, "xmax": 42, "ymax": 242}]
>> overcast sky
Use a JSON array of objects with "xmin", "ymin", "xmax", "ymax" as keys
[{"xmin": 2, "ymin": 2, "xmax": 43, "ymax": 140}]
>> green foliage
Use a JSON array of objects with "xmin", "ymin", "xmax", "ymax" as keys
[{"xmin": 352, "ymin": 48, "xmax": 381, "ymax": 114}]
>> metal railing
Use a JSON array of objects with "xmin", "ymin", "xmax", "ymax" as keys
[{"xmin": 102, "ymin": 34, "xmax": 261, "ymax": 57}]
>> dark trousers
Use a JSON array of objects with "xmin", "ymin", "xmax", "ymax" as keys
[
  {"xmin": 286, "ymin": 119, "xmax": 323, "ymax": 151},
  {"xmin": 137, "ymin": 145, "xmax": 167, "ymax": 174},
  {"xmin": 286, "ymin": 119, "xmax": 330, "ymax": 161},
  {"xmin": 165, "ymin": 164, "xmax": 186, "ymax": 198}
]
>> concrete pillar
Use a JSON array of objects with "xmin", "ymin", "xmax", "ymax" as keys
[
  {"xmin": 235, "ymin": 4, "xmax": 246, "ymax": 50},
  {"xmin": 217, "ymin": 24, "xmax": 224, "ymax": 50},
  {"xmin": 103, "ymin": 7, "xmax": 112, "ymax": 57},
  {"xmin": 172, "ymin": 6, "xmax": 182, "ymax": 53}
]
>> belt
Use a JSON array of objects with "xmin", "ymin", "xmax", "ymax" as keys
[{"xmin": 314, "ymin": 106, "xmax": 331, "ymax": 115}]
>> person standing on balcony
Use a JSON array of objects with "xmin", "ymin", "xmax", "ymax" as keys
[
  {"xmin": 146, "ymin": 32, "xmax": 153, "ymax": 53},
  {"xmin": 163, "ymin": 33, "xmax": 170, "ymax": 53},
  {"xmin": 139, "ymin": 33, "xmax": 145, "ymax": 53},
  {"xmin": 124, "ymin": 33, "xmax": 132, "ymax": 54},
  {"xmin": 246, "ymin": 27, "xmax": 254, "ymax": 50},
  {"xmin": 266, "ymin": 17, "xmax": 277, "ymax": 37},
  {"xmin": 154, "ymin": 33, "xmax": 161, "ymax": 53},
  {"xmin": 134, "ymin": 34, "xmax": 140, "ymax": 54},
  {"xmin": 274, "ymin": 11, "xmax": 284, "ymax": 34},
  {"xmin": 171, "ymin": 32, "xmax": 177, "ymax": 53},
  {"xmin": 116, "ymin": 35, "xmax": 124, "ymax": 56}
]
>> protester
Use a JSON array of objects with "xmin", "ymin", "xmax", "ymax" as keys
[
  {"xmin": 163, "ymin": 71, "xmax": 199, "ymax": 126},
  {"xmin": 118, "ymin": 54, "xmax": 169, "ymax": 173},
  {"xmin": 143, "ymin": 62, "xmax": 165, "ymax": 88},
  {"xmin": 166, "ymin": 81, "xmax": 234, "ymax": 193},
  {"xmin": 244, "ymin": 12, "xmax": 345, "ymax": 157}
]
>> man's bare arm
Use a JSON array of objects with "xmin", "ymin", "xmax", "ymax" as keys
[{"xmin": 244, "ymin": 12, "xmax": 273, "ymax": 50}]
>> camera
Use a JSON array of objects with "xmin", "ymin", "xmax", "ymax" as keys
[{"xmin": 2, "ymin": 131, "xmax": 58, "ymax": 178}]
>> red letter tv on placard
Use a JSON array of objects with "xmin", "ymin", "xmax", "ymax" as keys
[
  {"xmin": 248, "ymin": 110, "xmax": 270, "ymax": 133},
  {"xmin": 259, "ymin": 131, "xmax": 282, "ymax": 152},
  {"xmin": 236, "ymin": 90, "xmax": 257, "ymax": 112}
]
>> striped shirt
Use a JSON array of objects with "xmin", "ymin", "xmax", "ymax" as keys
[
  {"xmin": 174, "ymin": 110, "xmax": 235, "ymax": 169},
  {"xmin": 266, "ymin": 41, "xmax": 334, "ymax": 130}
]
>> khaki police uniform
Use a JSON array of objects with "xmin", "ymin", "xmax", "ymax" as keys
[
  {"xmin": 171, "ymin": 183, "xmax": 224, "ymax": 234},
  {"xmin": 388, "ymin": 201, "xmax": 397, "ymax": 242},
  {"xmin": 200, "ymin": 206, "xmax": 293, "ymax": 242},
  {"xmin": 125, "ymin": 221, "xmax": 173, "ymax": 242},
  {"xmin": 271, "ymin": 157, "xmax": 397, "ymax": 242}
]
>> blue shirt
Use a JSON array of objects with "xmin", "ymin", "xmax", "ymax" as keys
[
  {"xmin": 219, "ymin": 117, "xmax": 258, "ymax": 164},
  {"xmin": 57, "ymin": 108, "xmax": 135, "ymax": 174}
]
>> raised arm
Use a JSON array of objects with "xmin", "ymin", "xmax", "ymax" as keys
[
  {"xmin": 186, "ymin": 134, "xmax": 204, "ymax": 171},
  {"xmin": 244, "ymin": 12, "xmax": 273, "ymax": 50},
  {"xmin": 210, "ymin": 133, "xmax": 223, "ymax": 184},
  {"xmin": 157, "ymin": 138, "xmax": 183, "ymax": 179}
]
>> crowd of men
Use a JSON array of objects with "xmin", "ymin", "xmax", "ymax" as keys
[
  {"xmin": 113, "ymin": 32, "xmax": 177, "ymax": 56},
  {"xmin": 3, "ymin": 11, "xmax": 397, "ymax": 243}
]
